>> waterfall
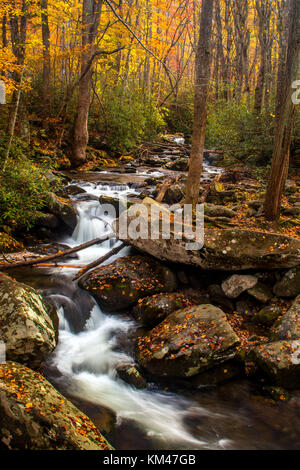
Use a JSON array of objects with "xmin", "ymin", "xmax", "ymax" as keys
[{"xmin": 48, "ymin": 179, "xmax": 231, "ymax": 449}]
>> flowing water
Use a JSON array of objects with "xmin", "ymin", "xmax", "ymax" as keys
[{"xmin": 11, "ymin": 172, "xmax": 300, "ymax": 450}]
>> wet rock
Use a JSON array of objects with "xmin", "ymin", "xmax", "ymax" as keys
[
  {"xmin": 80, "ymin": 255, "xmax": 177, "ymax": 312},
  {"xmin": 62, "ymin": 184, "xmax": 86, "ymax": 196},
  {"xmin": 116, "ymin": 363, "xmax": 147, "ymax": 389},
  {"xmin": 191, "ymin": 360, "xmax": 243, "ymax": 387},
  {"xmin": 0, "ymin": 361, "xmax": 113, "ymax": 450},
  {"xmin": 117, "ymin": 200, "xmax": 300, "ymax": 270},
  {"xmin": 271, "ymin": 295, "xmax": 300, "ymax": 340},
  {"xmin": 74, "ymin": 193, "xmax": 99, "ymax": 202},
  {"xmin": 205, "ymin": 204, "xmax": 236, "ymax": 219},
  {"xmin": 99, "ymin": 194, "xmax": 140, "ymax": 217},
  {"xmin": 145, "ymin": 156, "xmax": 167, "ymax": 167},
  {"xmin": 261, "ymin": 386, "xmax": 290, "ymax": 402},
  {"xmin": 251, "ymin": 340, "xmax": 300, "ymax": 389},
  {"xmin": 36, "ymin": 213, "xmax": 60, "ymax": 229},
  {"xmin": 162, "ymin": 184, "xmax": 185, "ymax": 204},
  {"xmin": 253, "ymin": 305, "xmax": 281, "ymax": 326},
  {"xmin": 132, "ymin": 293, "xmax": 191, "ymax": 328},
  {"xmin": 136, "ymin": 305, "xmax": 240, "ymax": 378},
  {"xmin": 165, "ymin": 158, "xmax": 188, "ymax": 171},
  {"xmin": 221, "ymin": 275, "xmax": 258, "ymax": 299},
  {"xmin": 247, "ymin": 283, "xmax": 273, "ymax": 303},
  {"xmin": 45, "ymin": 193, "xmax": 77, "ymax": 232},
  {"xmin": 273, "ymin": 266, "xmax": 300, "ymax": 298},
  {"xmin": 0, "ymin": 274, "xmax": 57, "ymax": 368}
]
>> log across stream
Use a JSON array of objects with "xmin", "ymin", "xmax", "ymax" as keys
[{"xmin": 8, "ymin": 174, "xmax": 300, "ymax": 450}]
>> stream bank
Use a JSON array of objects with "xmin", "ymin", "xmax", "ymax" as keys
[{"xmin": 0, "ymin": 149, "xmax": 300, "ymax": 450}]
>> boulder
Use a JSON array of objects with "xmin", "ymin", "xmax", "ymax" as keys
[
  {"xmin": 36, "ymin": 212, "xmax": 60, "ymax": 229},
  {"xmin": 221, "ymin": 275, "xmax": 258, "ymax": 299},
  {"xmin": 45, "ymin": 193, "xmax": 77, "ymax": 232},
  {"xmin": 117, "ymin": 200, "xmax": 300, "ymax": 271},
  {"xmin": 271, "ymin": 295, "xmax": 300, "ymax": 340},
  {"xmin": 132, "ymin": 293, "xmax": 192, "ymax": 328},
  {"xmin": 251, "ymin": 340, "xmax": 300, "ymax": 389},
  {"xmin": 116, "ymin": 363, "xmax": 147, "ymax": 389},
  {"xmin": 79, "ymin": 255, "xmax": 177, "ymax": 312},
  {"xmin": 247, "ymin": 283, "xmax": 273, "ymax": 303},
  {"xmin": 99, "ymin": 194, "xmax": 140, "ymax": 218},
  {"xmin": 62, "ymin": 184, "xmax": 86, "ymax": 196},
  {"xmin": 273, "ymin": 266, "xmax": 300, "ymax": 298},
  {"xmin": 0, "ymin": 274, "xmax": 57, "ymax": 368},
  {"xmin": 136, "ymin": 305, "xmax": 240, "ymax": 378},
  {"xmin": 162, "ymin": 184, "xmax": 185, "ymax": 204},
  {"xmin": 0, "ymin": 361, "xmax": 113, "ymax": 450},
  {"xmin": 165, "ymin": 158, "xmax": 188, "ymax": 171},
  {"xmin": 205, "ymin": 204, "xmax": 236, "ymax": 219}
]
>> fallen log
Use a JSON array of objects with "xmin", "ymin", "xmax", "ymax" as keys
[
  {"xmin": 0, "ymin": 233, "xmax": 115, "ymax": 270},
  {"xmin": 73, "ymin": 241, "xmax": 127, "ymax": 281}
]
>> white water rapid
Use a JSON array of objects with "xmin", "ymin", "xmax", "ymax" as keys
[{"xmin": 48, "ymin": 178, "xmax": 232, "ymax": 450}]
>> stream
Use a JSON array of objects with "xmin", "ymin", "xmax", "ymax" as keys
[{"xmin": 11, "ymin": 168, "xmax": 300, "ymax": 450}]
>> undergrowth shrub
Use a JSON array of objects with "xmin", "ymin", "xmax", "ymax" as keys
[
  {"xmin": 0, "ymin": 156, "xmax": 51, "ymax": 229},
  {"xmin": 90, "ymin": 87, "xmax": 166, "ymax": 155}
]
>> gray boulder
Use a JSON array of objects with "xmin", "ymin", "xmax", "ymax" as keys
[
  {"xmin": 272, "ymin": 295, "xmax": 300, "ymax": 340},
  {"xmin": 221, "ymin": 275, "xmax": 258, "ymax": 299},
  {"xmin": 0, "ymin": 274, "xmax": 57, "ymax": 368},
  {"xmin": 117, "ymin": 199, "xmax": 300, "ymax": 271},
  {"xmin": 45, "ymin": 193, "xmax": 77, "ymax": 232},
  {"xmin": 251, "ymin": 340, "xmax": 300, "ymax": 389},
  {"xmin": 116, "ymin": 363, "xmax": 147, "ymax": 389},
  {"xmin": 273, "ymin": 266, "xmax": 300, "ymax": 298},
  {"xmin": 247, "ymin": 282, "xmax": 273, "ymax": 303},
  {"xmin": 136, "ymin": 305, "xmax": 240, "ymax": 378},
  {"xmin": 132, "ymin": 293, "xmax": 191, "ymax": 328}
]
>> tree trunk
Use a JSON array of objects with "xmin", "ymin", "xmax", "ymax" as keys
[
  {"xmin": 254, "ymin": 0, "xmax": 272, "ymax": 114},
  {"xmin": 264, "ymin": 0, "xmax": 300, "ymax": 221},
  {"xmin": 71, "ymin": 0, "xmax": 102, "ymax": 167},
  {"xmin": 7, "ymin": 0, "xmax": 28, "ymax": 137},
  {"xmin": 185, "ymin": 0, "xmax": 214, "ymax": 206},
  {"xmin": 41, "ymin": 0, "xmax": 51, "ymax": 116}
]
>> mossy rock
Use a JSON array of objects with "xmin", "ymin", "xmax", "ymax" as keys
[
  {"xmin": 0, "ymin": 274, "xmax": 58, "ymax": 368},
  {"xmin": 79, "ymin": 255, "xmax": 177, "ymax": 312},
  {"xmin": 0, "ymin": 361, "xmax": 113, "ymax": 450},
  {"xmin": 132, "ymin": 292, "xmax": 192, "ymax": 328},
  {"xmin": 136, "ymin": 305, "xmax": 240, "ymax": 378}
]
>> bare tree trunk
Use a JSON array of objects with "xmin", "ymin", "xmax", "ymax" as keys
[
  {"xmin": 41, "ymin": 0, "xmax": 51, "ymax": 116},
  {"xmin": 264, "ymin": 0, "xmax": 300, "ymax": 221},
  {"xmin": 254, "ymin": 0, "xmax": 272, "ymax": 114},
  {"xmin": 71, "ymin": 0, "xmax": 102, "ymax": 167},
  {"xmin": 7, "ymin": 0, "xmax": 28, "ymax": 138},
  {"xmin": 185, "ymin": 0, "xmax": 214, "ymax": 206}
]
